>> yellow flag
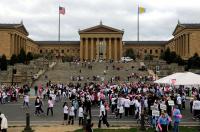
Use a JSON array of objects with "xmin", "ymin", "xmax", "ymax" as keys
[{"xmin": 139, "ymin": 7, "xmax": 146, "ymax": 14}]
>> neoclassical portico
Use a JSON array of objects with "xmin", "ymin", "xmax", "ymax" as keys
[{"xmin": 79, "ymin": 22, "xmax": 124, "ymax": 61}]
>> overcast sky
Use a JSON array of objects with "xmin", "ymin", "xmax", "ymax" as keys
[{"xmin": 0, "ymin": 0, "xmax": 200, "ymax": 41}]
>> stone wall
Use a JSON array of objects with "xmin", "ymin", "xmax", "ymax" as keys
[
  {"xmin": 144, "ymin": 60, "xmax": 185, "ymax": 77},
  {"xmin": 0, "ymin": 58, "xmax": 53, "ymax": 86}
]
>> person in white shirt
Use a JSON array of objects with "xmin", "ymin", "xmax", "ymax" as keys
[
  {"xmin": 68, "ymin": 104, "xmax": 75, "ymax": 125},
  {"xmin": 78, "ymin": 105, "xmax": 84, "ymax": 125},
  {"xmin": 134, "ymin": 98, "xmax": 141, "ymax": 119},
  {"xmin": 62, "ymin": 91, "xmax": 67, "ymax": 102},
  {"xmin": 119, "ymin": 105, "xmax": 124, "ymax": 119},
  {"xmin": 47, "ymin": 97, "xmax": 54, "ymax": 116},
  {"xmin": 129, "ymin": 98, "xmax": 135, "ymax": 115},
  {"xmin": 98, "ymin": 101, "xmax": 110, "ymax": 128},
  {"xmin": 192, "ymin": 97, "xmax": 200, "ymax": 120},
  {"xmin": 2, "ymin": 92, "xmax": 7, "ymax": 104},
  {"xmin": 23, "ymin": 94, "xmax": 29, "ymax": 108},
  {"xmin": 0, "ymin": 114, "xmax": 8, "ymax": 132},
  {"xmin": 63, "ymin": 102, "xmax": 68, "ymax": 125},
  {"xmin": 177, "ymin": 94, "xmax": 182, "ymax": 110},
  {"xmin": 124, "ymin": 97, "xmax": 130, "ymax": 116}
]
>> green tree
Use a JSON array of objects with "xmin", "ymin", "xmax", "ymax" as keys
[
  {"xmin": 18, "ymin": 48, "xmax": 26, "ymax": 63},
  {"xmin": 26, "ymin": 52, "xmax": 33, "ymax": 61},
  {"xmin": 175, "ymin": 55, "xmax": 185, "ymax": 66},
  {"xmin": 0, "ymin": 54, "xmax": 7, "ymax": 71},
  {"xmin": 124, "ymin": 48, "xmax": 136, "ymax": 60},
  {"xmin": 160, "ymin": 49, "xmax": 184, "ymax": 64},
  {"xmin": 169, "ymin": 51, "xmax": 177, "ymax": 63},
  {"xmin": 10, "ymin": 54, "xmax": 18, "ymax": 65},
  {"xmin": 160, "ymin": 48, "xmax": 171, "ymax": 63},
  {"xmin": 188, "ymin": 53, "xmax": 200, "ymax": 69},
  {"xmin": 144, "ymin": 54, "xmax": 154, "ymax": 60}
]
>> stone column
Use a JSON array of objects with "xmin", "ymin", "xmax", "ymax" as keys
[
  {"xmin": 180, "ymin": 36, "xmax": 182, "ymax": 56},
  {"xmin": 10, "ymin": 34, "xmax": 14, "ymax": 56},
  {"xmin": 24, "ymin": 39, "xmax": 27, "ymax": 51},
  {"xmin": 15, "ymin": 35, "xmax": 17, "ymax": 54},
  {"xmin": 114, "ymin": 38, "xmax": 117, "ymax": 61},
  {"xmin": 17, "ymin": 35, "xmax": 19, "ymax": 54},
  {"xmin": 185, "ymin": 34, "xmax": 188, "ymax": 57},
  {"xmin": 103, "ymin": 38, "xmax": 106, "ymax": 60},
  {"xmin": 85, "ymin": 38, "xmax": 88, "ymax": 60},
  {"xmin": 14, "ymin": 34, "xmax": 16, "ymax": 54},
  {"xmin": 96, "ymin": 38, "xmax": 99, "ymax": 60},
  {"xmin": 80, "ymin": 38, "xmax": 83, "ymax": 61},
  {"xmin": 19, "ymin": 36, "xmax": 21, "ymax": 53},
  {"xmin": 119, "ymin": 38, "xmax": 123, "ymax": 59},
  {"xmin": 22, "ymin": 38, "xmax": 24, "ymax": 50},
  {"xmin": 177, "ymin": 37, "xmax": 180, "ymax": 55},
  {"xmin": 91, "ymin": 38, "xmax": 94, "ymax": 61},
  {"xmin": 109, "ymin": 38, "xmax": 112, "ymax": 60},
  {"xmin": 174, "ymin": 39, "xmax": 177, "ymax": 53},
  {"xmin": 187, "ymin": 34, "xmax": 190, "ymax": 57},
  {"xmin": 24, "ymin": 39, "xmax": 26, "ymax": 50},
  {"xmin": 181, "ymin": 36, "xmax": 183, "ymax": 56},
  {"xmin": 185, "ymin": 34, "xmax": 187, "ymax": 57}
]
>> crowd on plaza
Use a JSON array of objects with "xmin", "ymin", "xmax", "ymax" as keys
[
  {"xmin": 0, "ymin": 79, "xmax": 197, "ymax": 132},
  {"xmin": 0, "ymin": 62, "xmax": 200, "ymax": 132}
]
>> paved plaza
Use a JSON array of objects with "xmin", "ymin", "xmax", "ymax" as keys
[{"xmin": 0, "ymin": 62, "xmax": 199, "ymax": 128}]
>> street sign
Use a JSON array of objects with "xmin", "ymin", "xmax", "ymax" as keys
[
  {"xmin": 168, "ymin": 100, "xmax": 174, "ymax": 106},
  {"xmin": 160, "ymin": 104, "xmax": 167, "ymax": 110},
  {"xmin": 151, "ymin": 104, "xmax": 159, "ymax": 110},
  {"xmin": 152, "ymin": 110, "xmax": 160, "ymax": 116}
]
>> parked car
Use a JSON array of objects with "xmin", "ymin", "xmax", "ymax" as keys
[{"xmin": 121, "ymin": 57, "xmax": 133, "ymax": 62}]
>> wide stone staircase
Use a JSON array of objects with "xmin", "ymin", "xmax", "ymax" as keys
[{"xmin": 32, "ymin": 61, "xmax": 149, "ymax": 86}]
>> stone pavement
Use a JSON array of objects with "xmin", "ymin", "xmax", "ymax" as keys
[
  {"xmin": 8, "ymin": 125, "xmax": 135, "ymax": 132},
  {"xmin": 1, "ymin": 98, "xmax": 198, "ymax": 127}
]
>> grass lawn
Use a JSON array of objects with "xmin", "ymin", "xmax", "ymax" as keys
[{"xmin": 75, "ymin": 126, "xmax": 199, "ymax": 132}]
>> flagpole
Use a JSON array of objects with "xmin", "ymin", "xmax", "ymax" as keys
[
  {"xmin": 137, "ymin": 5, "xmax": 140, "ymax": 59},
  {"xmin": 58, "ymin": 4, "xmax": 61, "ymax": 60},
  {"xmin": 58, "ymin": 6, "xmax": 61, "ymax": 41},
  {"xmin": 137, "ymin": 5, "xmax": 139, "ymax": 42}
]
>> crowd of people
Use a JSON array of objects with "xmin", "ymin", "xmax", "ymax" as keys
[
  {"xmin": 31, "ymin": 78, "xmax": 200, "ymax": 132},
  {"xmin": 0, "ymin": 61, "xmax": 200, "ymax": 132}
]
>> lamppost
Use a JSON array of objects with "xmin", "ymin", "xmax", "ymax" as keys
[{"xmin": 23, "ymin": 113, "xmax": 33, "ymax": 132}]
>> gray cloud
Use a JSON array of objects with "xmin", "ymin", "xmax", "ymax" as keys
[{"xmin": 0, "ymin": 0, "xmax": 200, "ymax": 41}]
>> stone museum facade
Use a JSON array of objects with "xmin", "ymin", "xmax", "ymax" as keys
[{"xmin": 0, "ymin": 21, "xmax": 200, "ymax": 61}]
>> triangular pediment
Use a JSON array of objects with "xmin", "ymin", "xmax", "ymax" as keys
[
  {"xmin": 79, "ymin": 24, "xmax": 124, "ymax": 34},
  {"xmin": 15, "ymin": 24, "xmax": 29, "ymax": 36},
  {"xmin": 172, "ymin": 24, "xmax": 185, "ymax": 36},
  {"xmin": 15, "ymin": 24, "xmax": 28, "ymax": 36}
]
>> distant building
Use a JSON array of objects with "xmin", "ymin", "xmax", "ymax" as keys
[{"xmin": 0, "ymin": 21, "xmax": 199, "ymax": 61}]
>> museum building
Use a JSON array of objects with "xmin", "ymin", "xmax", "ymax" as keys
[{"xmin": 0, "ymin": 21, "xmax": 200, "ymax": 61}]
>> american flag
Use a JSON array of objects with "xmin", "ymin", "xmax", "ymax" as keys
[{"xmin": 59, "ymin": 6, "xmax": 65, "ymax": 15}]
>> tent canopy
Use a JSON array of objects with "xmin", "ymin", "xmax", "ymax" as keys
[{"xmin": 154, "ymin": 72, "xmax": 200, "ymax": 85}]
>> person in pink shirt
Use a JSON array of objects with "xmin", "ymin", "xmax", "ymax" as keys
[{"xmin": 47, "ymin": 97, "xmax": 54, "ymax": 116}]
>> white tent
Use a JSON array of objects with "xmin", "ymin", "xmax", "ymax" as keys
[
  {"xmin": 154, "ymin": 73, "xmax": 183, "ymax": 84},
  {"xmin": 154, "ymin": 72, "xmax": 200, "ymax": 85}
]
